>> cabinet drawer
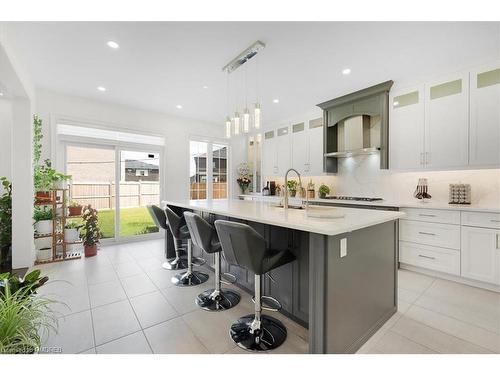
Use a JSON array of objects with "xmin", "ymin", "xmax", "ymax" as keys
[
  {"xmin": 400, "ymin": 220, "xmax": 460, "ymax": 249},
  {"xmin": 400, "ymin": 208, "xmax": 460, "ymax": 224},
  {"xmin": 399, "ymin": 241, "xmax": 460, "ymax": 276},
  {"xmin": 461, "ymin": 211, "xmax": 500, "ymax": 229}
]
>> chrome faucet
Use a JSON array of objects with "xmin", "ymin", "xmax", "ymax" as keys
[{"xmin": 284, "ymin": 168, "xmax": 303, "ymax": 209}]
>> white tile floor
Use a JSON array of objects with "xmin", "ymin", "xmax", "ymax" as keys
[{"xmin": 34, "ymin": 239, "xmax": 500, "ymax": 354}]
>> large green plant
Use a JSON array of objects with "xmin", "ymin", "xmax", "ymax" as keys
[
  {"xmin": 0, "ymin": 273, "xmax": 56, "ymax": 354},
  {"xmin": 0, "ymin": 177, "xmax": 12, "ymax": 262},
  {"xmin": 33, "ymin": 116, "xmax": 71, "ymax": 192},
  {"xmin": 81, "ymin": 205, "xmax": 102, "ymax": 246},
  {"xmin": 0, "ymin": 270, "xmax": 49, "ymax": 297}
]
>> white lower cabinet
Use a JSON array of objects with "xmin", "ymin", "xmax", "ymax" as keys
[
  {"xmin": 399, "ymin": 241, "xmax": 460, "ymax": 276},
  {"xmin": 399, "ymin": 208, "xmax": 500, "ymax": 288},
  {"xmin": 461, "ymin": 226, "xmax": 500, "ymax": 285}
]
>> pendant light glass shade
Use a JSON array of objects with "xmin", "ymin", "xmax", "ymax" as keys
[
  {"xmin": 243, "ymin": 108, "xmax": 250, "ymax": 133},
  {"xmin": 254, "ymin": 103, "xmax": 261, "ymax": 129},
  {"xmin": 233, "ymin": 112, "xmax": 240, "ymax": 135},
  {"xmin": 225, "ymin": 117, "xmax": 232, "ymax": 138}
]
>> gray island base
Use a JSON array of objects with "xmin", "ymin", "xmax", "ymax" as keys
[{"xmin": 163, "ymin": 199, "xmax": 403, "ymax": 354}]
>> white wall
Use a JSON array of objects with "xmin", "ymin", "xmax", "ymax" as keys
[
  {"xmin": 36, "ymin": 89, "xmax": 225, "ymax": 201},
  {"xmin": 0, "ymin": 100, "xmax": 12, "ymax": 179}
]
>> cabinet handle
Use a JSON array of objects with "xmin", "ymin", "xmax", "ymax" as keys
[
  {"xmin": 418, "ymin": 254, "xmax": 436, "ymax": 260},
  {"xmin": 419, "ymin": 214, "xmax": 436, "ymax": 217},
  {"xmin": 418, "ymin": 231, "xmax": 436, "ymax": 236},
  {"xmin": 420, "ymin": 153, "xmax": 424, "ymax": 165},
  {"xmin": 497, "ymin": 234, "xmax": 500, "ymax": 250},
  {"xmin": 490, "ymin": 220, "xmax": 500, "ymax": 223},
  {"xmin": 425, "ymin": 152, "xmax": 430, "ymax": 165}
]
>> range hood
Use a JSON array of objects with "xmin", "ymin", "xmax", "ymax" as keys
[
  {"xmin": 323, "ymin": 115, "xmax": 380, "ymax": 158},
  {"xmin": 317, "ymin": 80, "xmax": 393, "ymax": 171}
]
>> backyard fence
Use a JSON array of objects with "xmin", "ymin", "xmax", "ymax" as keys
[
  {"xmin": 70, "ymin": 181, "xmax": 160, "ymax": 209},
  {"xmin": 190, "ymin": 182, "xmax": 227, "ymax": 199}
]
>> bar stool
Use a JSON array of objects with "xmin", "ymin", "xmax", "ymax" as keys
[
  {"xmin": 165, "ymin": 206, "xmax": 208, "ymax": 287},
  {"xmin": 214, "ymin": 220, "xmax": 296, "ymax": 351},
  {"xmin": 184, "ymin": 212, "xmax": 240, "ymax": 311},
  {"xmin": 146, "ymin": 205, "xmax": 174, "ymax": 265}
]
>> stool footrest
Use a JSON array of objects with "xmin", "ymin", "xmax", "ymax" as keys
[
  {"xmin": 221, "ymin": 272, "xmax": 237, "ymax": 285},
  {"xmin": 191, "ymin": 256, "xmax": 207, "ymax": 267},
  {"xmin": 251, "ymin": 295, "xmax": 282, "ymax": 312}
]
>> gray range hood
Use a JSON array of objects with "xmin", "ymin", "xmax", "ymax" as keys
[{"xmin": 317, "ymin": 80, "xmax": 393, "ymax": 172}]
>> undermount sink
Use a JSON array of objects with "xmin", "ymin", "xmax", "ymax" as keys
[{"xmin": 272, "ymin": 204, "xmax": 305, "ymax": 210}]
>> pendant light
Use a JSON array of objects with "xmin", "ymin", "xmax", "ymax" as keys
[
  {"xmin": 225, "ymin": 70, "xmax": 231, "ymax": 139},
  {"xmin": 254, "ymin": 103, "xmax": 261, "ymax": 130},
  {"xmin": 233, "ymin": 112, "xmax": 240, "ymax": 135},
  {"xmin": 243, "ymin": 64, "xmax": 250, "ymax": 133},
  {"xmin": 225, "ymin": 117, "xmax": 231, "ymax": 138},
  {"xmin": 253, "ymin": 52, "xmax": 261, "ymax": 130}
]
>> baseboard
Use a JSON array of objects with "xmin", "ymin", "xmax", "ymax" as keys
[{"xmin": 400, "ymin": 263, "xmax": 500, "ymax": 293}]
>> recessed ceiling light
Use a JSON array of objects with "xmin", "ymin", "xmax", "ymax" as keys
[
  {"xmin": 273, "ymin": 99, "xmax": 279, "ymax": 103},
  {"xmin": 107, "ymin": 41, "xmax": 119, "ymax": 49},
  {"xmin": 176, "ymin": 104, "xmax": 183, "ymax": 109},
  {"xmin": 342, "ymin": 68, "xmax": 351, "ymax": 75},
  {"xmin": 0, "ymin": 92, "xmax": 3, "ymax": 96},
  {"xmin": 97, "ymin": 86, "xmax": 107, "ymax": 92},
  {"xmin": 202, "ymin": 85, "xmax": 208, "ymax": 89},
  {"xmin": 393, "ymin": 101, "xmax": 399, "ymax": 106}
]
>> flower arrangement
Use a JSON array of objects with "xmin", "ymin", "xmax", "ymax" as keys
[
  {"xmin": 236, "ymin": 163, "xmax": 252, "ymax": 194},
  {"xmin": 237, "ymin": 176, "xmax": 251, "ymax": 194}
]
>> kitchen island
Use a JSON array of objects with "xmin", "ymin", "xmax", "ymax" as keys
[{"xmin": 162, "ymin": 199, "xmax": 404, "ymax": 354}]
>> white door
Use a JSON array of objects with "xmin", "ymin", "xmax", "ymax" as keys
[
  {"xmin": 389, "ymin": 86, "xmax": 425, "ymax": 170},
  {"xmin": 307, "ymin": 118, "xmax": 324, "ymax": 175},
  {"xmin": 276, "ymin": 125, "xmax": 291, "ymax": 175},
  {"xmin": 262, "ymin": 130, "xmax": 277, "ymax": 177},
  {"xmin": 469, "ymin": 62, "xmax": 500, "ymax": 167},
  {"xmin": 461, "ymin": 226, "xmax": 500, "ymax": 285},
  {"xmin": 424, "ymin": 72, "xmax": 469, "ymax": 169},
  {"xmin": 291, "ymin": 122, "xmax": 308, "ymax": 174}
]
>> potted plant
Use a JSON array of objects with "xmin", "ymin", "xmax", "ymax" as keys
[
  {"xmin": 306, "ymin": 180, "xmax": 315, "ymax": 199},
  {"xmin": 64, "ymin": 221, "xmax": 81, "ymax": 243},
  {"xmin": 81, "ymin": 205, "xmax": 101, "ymax": 257},
  {"xmin": 68, "ymin": 200, "xmax": 83, "ymax": 217},
  {"xmin": 286, "ymin": 180, "xmax": 298, "ymax": 197},
  {"xmin": 0, "ymin": 177, "xmax": 12, "ymax": 271},
  {"xmin": 318, "ymin": 184, "xmax": 331, "ymax": 199},
  {"xmin": 0, "ymin": 270, "xmax": 57, "ymax": 354},
  {"xmin": 33, "ymin": 206, "xmax": 54, "ymax": 234}
]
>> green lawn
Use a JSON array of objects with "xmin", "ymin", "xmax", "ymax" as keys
[{"xmin": 69, "ymin": 207, "xmax": 158, "ymax": 238}]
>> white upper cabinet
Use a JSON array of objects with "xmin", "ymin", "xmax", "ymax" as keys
[
  {"xmin": 262, "ymin": 130, "xmax": 277, "ymax": 176},
  {"xmin": 469, "ymin": 63, "xmax": 500, "ymax": 167},
  {"xmin": 291, "ymin": 122, "xmax": 308, "ymax": 174},
  {"xmin": 307, "ymin": 118, "xmax": 324, "ymax": 175},
  {"xmin": 389, "ymin": 85, "xmax": 425, "ymax": 170},
  {"xmin": 275, "ymin": 125, "xmax": 291, "ymax": 175},
  {"xmin": 424, "ymin": 72, "xmax": 469, "ymax": 169}
]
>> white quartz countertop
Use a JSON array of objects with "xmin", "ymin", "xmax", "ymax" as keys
[
  {"xmin": 162, "ymin": 199, "xmax": 404, "ymax": 236},
  {"xmin": 238, "ymin": 194, "xmax": 500, "ymax": 213}
]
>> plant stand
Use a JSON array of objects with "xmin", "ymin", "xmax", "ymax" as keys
[{"xmin": 34, "ymin": 188, "xmax": 82, "ymax": 265}]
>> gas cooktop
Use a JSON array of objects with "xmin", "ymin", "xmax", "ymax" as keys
[{"xmin": 324, "ymin": 196, "xmax": 383, "ymax": 202}]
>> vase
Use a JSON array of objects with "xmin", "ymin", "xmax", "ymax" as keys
[{"xmin": 84, "ymin": 244, "xmax": 97, "ymax": 257}]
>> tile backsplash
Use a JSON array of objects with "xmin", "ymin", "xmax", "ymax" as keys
[{"xmin": 264, "ymin": 154, "xmax": 500, "ymax": 207}]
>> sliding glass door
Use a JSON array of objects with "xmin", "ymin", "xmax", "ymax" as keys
[
  {"xmin": 66, "ymin": 144, "xmax": 116, "ymax": 239},
  {"xmin": 65, "ymin": 144, "xmax": 161, "ymax": 241},
  {"xmin": 189, "ymin": 140, "xmax": 228, "ymax": 200},
  {"xmin": 119, "ymin": 150, "xmax": 160, "ymax": 237}
]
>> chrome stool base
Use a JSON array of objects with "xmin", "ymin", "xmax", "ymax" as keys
[
  {"xmin": 196, "ymin": 288, "xmax": 241, "ymax": 311},
  {"xmin": 230, "ymin": 314, "xmax": 287, "ymax": 351},
  {"xmin": 162, "ymin": 257, "xmax": 188, "ymax": 270},
  {"xmin": 171, "ymin": 270, "xmax": 209, "ymax": 287}
]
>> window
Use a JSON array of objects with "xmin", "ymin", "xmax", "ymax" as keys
[{"xmin": 189, "ymin": 140, "xmax": 228, "ymax": 200}]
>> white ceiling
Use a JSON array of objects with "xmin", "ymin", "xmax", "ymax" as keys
[{"xmin": 2, "ymin": 22, "xmax": 499, "ymax": 125}]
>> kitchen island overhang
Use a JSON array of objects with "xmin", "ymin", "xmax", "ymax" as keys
[{"xmin": 162, "ymin": 199, "xmax": 404, "ymax": 354}]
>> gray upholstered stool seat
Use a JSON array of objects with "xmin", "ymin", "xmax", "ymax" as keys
[
  {"xmin": 147, "ymin": 205, "xmax": 187, "ymax": 270},
  {"xmin": 165, "ymin": 206, "xmax": 208, "ymax": 287},
  {"xmin": 184, "ymin": 212, "xmax": 240, "ymax": 311},
  {"xmin": 214, "ymin": 219, "xmax": 296, "ymax": 351}
]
